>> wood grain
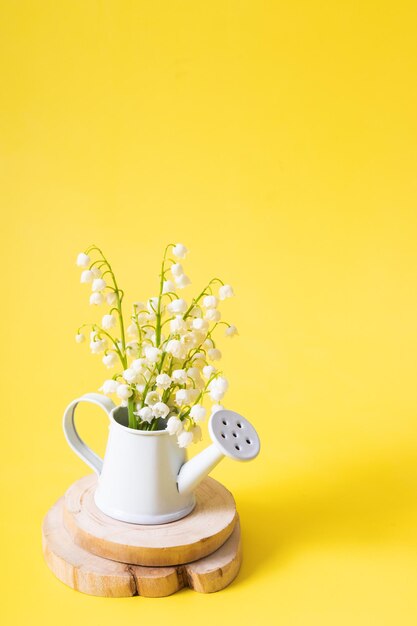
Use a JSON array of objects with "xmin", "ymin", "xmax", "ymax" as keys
[
  {"xmin": 63, "ymin": 474, "xmax": 237, "ymax": 566},
  {"xmin": 42, "ymin": 497, "xmax": 242, "ymax": 597}
]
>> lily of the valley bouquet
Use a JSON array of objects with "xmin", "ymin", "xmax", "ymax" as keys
[{"xmin": 75, "ymin": 244, "xmax": 238, "ymax": 448}]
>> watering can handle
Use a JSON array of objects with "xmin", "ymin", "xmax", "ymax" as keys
[{"xmin": 62, "ymin": 393, "xmax": 116, "ymax": 475}]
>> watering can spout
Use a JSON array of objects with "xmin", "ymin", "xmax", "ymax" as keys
[{"xmin": 177, "ymin": 410, "xmax": 260, "ymax": 496}]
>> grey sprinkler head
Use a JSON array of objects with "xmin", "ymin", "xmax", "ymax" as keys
[{"xmin": 208, "ymin": 409, "xmax": 260, "ymax": 461}]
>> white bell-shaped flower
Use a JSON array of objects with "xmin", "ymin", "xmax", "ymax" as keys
[
  {"xmin": 102, "ymin": 314, "xmax": 116, "ymax": 330},
  {"xmin": 174, "ymin": 274, "xmax": 191, "ymax": 289},
  {"xmin": 167, "ymin": 298, "xmax": 187, "ymax": 314},
  {"xmin": 192, "ymin": 318, "xmax": 209, "ymax": 332},
  {"xmin": 152, "ymin": 401, "xmax": 170, "ymax": 419},
  {"xmin": 136, "ymin": 406, "xmax": 153, "ymax": 423},
  {"xmin": 123, "ymin": 368, "xmax": 139, "ymax": 384},
  {"xmin": 166, "ymin": 415, "xmax": 183, "ymax": 435},
  {"xmin": 175, "ymin": 389, "xmax": 190, "ymax": 406},
  {"xmin": 166, "ymin": 339, "xmax": 187, "ymax": 359},
  {"xmin": 170, "ymin": 263, "xmax": 184, "ymax": 277},
  {"xmin": 203, "ymin": 365, "xmax": 215, "ymax": 379},
  {"xmin": 116, "ymin": 384, "xmax": 133, "ymax": 400},
  {"xmin": 208, "ymin": 347, "xmax": 222, "ymax": 361},
  {"xmin": 172, "ymin": 369, "xmax": 187, "ymax": 384},
  {"xmin": 156, "ymin": 373, "xmax": 172, "ymax": 389},
  {"xmin": 205, "ymin": 308, "xmax": 221, "ymax": 322},
  {"xmin": 76, "ymin": 252, "xmax": 90, "ymax": 267},
  {"xmin": 225, "ymin": 324, "xmax": 238, "ymax": 337},
  {"xmin": 190, "ymin": 404, "xmax": 206, "ymax": 422},
  {"xmin": 192, "ymin": 425, "xmax": 202, "ymax": 443},
  {"xmin": 106, "ymin": 291, "xmax": 117, "ymax": 306},
  {"xmin": 172, "ymin": 243, "xmax": 188, "ymax": 259},
  {"xmin": 92, "ymin": 278, "xmax": 106, "ymax": 292},
  {"xmin": 127, "ymin": 323, "xmax": 139, "ymax": 337},
  {"xmin": 162, "ymin": 280, "xmax": 175, "ymax": 294},
  {"xmin": 145, "ymin": 391, "xmax": 160, "ymax": 407},
  {"xmin": 177, "ymin": 430, "xmax": 193, "ymax": 448},
  {"xmin": 219, "ymin": 284, "xmax": 234, "ymax": 300},
  {"xmin": 90, "ymin": 292, "xmax": 104, "ymax": 305},
  {"xmin": 80, "ymin": 270, "xmax": 93, "ymax": 283},
  {"xmin": 100, "ymin": 379, "xmax": 118, "ymax": 394},
  {"xmin": 144, "ymin": 346, "xmax": 161, "ymax": 363},
  {"xmin": 102, "ymin": 353, "xmax": 117, "ymax": 368},
  {"xmin": 203, "ymin": 295, "xmax": 218, "ymax": 309}
]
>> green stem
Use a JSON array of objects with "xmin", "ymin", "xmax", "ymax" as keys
[
  {"xmin": 87, "ymin": 245, "xmax": 136, "ymax": 430},
  {"xmin": 140, "ymin": 365, "xmax": 157, "ymax": 408},
  {"xmin": 179, "ymin": 372, "xmax": 218, "ymax": 421},
  {"xmin": 182, "ymin": 278, "xmax": 224, "ymax": 320},
  {"xmin": 127, "ymin": 397, "xmax": 136, "ymax": 429},
  {"xmin": 155, "ymin": 244, "xmax": 173, "ymax": 346},
  {"xmin": 132, "ymin": 308, "xmax": 144, "ymax": 357}
]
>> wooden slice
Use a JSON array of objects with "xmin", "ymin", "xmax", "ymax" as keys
[
  {"xmin": 63, "ymin": 474, "xmax": 237, "ymax": 566},
  {"xmin": 42, "ymin": 497, "xmax": 242, "ymax": 597}
]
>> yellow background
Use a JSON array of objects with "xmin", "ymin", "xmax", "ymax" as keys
[{"xmin": 1, "ymin": 1, "xmax": 417, "ymax": 624}]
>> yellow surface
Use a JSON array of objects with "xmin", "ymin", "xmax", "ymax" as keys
[{"xmin": 1, "ymin": 1, "xmax": 417, "ymax": 624}]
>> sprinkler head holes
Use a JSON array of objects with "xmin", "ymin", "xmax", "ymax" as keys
[{"xmin": 209, "ymin": 410, "xmax": 260, "ymax": 461}]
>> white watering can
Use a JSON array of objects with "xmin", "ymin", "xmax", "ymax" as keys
[{"xmin": 63, "ymin": 393, "xmax": 260, "ymax": 524}]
